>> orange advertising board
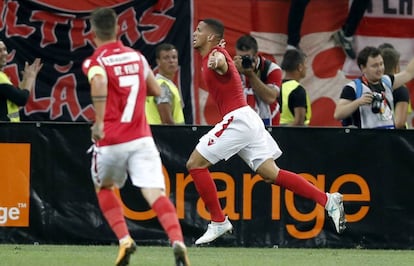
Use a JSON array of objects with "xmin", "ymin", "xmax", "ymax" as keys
[{"xmin": 0, "ymin": 143, "xmax": 31, "ymax": 227}]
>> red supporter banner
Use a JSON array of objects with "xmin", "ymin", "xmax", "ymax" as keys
[{"xmin": 0, "ymin": 0, "xmax": 193, "ymax": 123}]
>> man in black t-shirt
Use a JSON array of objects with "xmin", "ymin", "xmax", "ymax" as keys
[
  {"xmin": 279, "ymin": 49, "xmax": 311, "ymax": 126},
  {"xmin": 379, "ymin": 45, "xmax": 410, "ymax": 129}
]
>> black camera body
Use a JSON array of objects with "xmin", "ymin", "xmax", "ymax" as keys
[
  {"xmin": 241, "ymin": 55, "xmax": 253, "ymax": 69},
  {"xmin": 371, "ymin": 92, "xmax": 383, "ymax": 113}
]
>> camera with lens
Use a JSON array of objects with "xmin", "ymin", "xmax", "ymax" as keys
[
  {"xmin": 241, "ymin": 55, "xmax": 253, "ymax": 69},
  {"xmin": 371, "ymin": 92, "xmax": 383, "ymax": 113}
]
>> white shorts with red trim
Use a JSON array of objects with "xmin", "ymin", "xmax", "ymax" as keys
[
  {"xmin": 91, "ymin": 137, "xmax": 165, "ymax": 189},
  {"xmin": 196, "ymin": 106, "xmax": 282, "ymax": 171}
]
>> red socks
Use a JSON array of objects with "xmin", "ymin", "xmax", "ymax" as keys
[
  {"xmin": 275, "ymin": 169, "xmax": 327, "ymax": 206},
  {"xmin": 152, "ymin": 196, "xmax": 184, "ymax": 243},
  {"xmin": 97, "ymin": 168, "xmax": 326, "ymax": 244},
  {"xmin": 98, "ymin": 189, "xmax": 184, "ymax": 244},
  {"xmin": 97, "ymin": 189, "xmax": 129, "ymax": 240},
  {"xmin": 189, "ymin": 168, "xmax": 226, "ymax": 222}
]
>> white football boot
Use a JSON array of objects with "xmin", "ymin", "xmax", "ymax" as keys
[
  {"xmin": 195, "ymin": 216, "xmax": 233, "ymax": 245},
  {"xmin": 326, "ymin": 192, "xmax": 347, "ymax": 233}
]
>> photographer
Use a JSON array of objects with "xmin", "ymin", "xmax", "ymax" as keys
[
  {"xmin": 234, "ymin": 35, "xmax": 282, "ymax": 126},
  {"xmin": 334, "ymin": 46, "xmax": 414, "ymax": 129}
]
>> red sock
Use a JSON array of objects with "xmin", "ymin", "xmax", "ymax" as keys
[
  {"xmin": 275, "ymin": 169, "xmax": 327, "ymax": 206},
  {"xmin": 152, "ymin": 196, "xmax": 183, "ymax": 243},
  {"xmin": 189, "ymin": 168, "xmax": 225, "ymax": 222},
  {"xmin": 97, "ymin": 189, "xmax": 129, "ymax": 240}
]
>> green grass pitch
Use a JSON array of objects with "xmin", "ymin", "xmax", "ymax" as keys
[{"xmin": 1, "ymin": 244, "xmax": 413, "ymax": 266}]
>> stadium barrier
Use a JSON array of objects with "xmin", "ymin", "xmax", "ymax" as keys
[{"xmin": 1, "ymin": 122, "xmax": 413, "ymax": 249}]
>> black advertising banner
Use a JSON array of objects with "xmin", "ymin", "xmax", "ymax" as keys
[
  {"xmin": 0, "ymin": 0, "xmax": 193, "ymax": 123},
  {"xmin": 1, "ymin": 123, "xmax": 414, "ymax": 249}
]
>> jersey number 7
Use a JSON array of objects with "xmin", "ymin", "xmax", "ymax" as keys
[{"xmin": 119, "ymin": 75, "xmax": 140, "ymax": 123}]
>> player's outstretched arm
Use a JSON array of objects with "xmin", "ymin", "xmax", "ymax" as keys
[
  {"xmin": 394, "ymin": 57, "xmax": 414, "ymax": 89},
  {"xmin": 207, "ymin": 49, "xmax": 228, "ymax": 75}
]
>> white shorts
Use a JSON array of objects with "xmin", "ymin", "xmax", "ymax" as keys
[
  {"xmin": 196, "ymin": 106, "xmax": 282, "ymax": 171},
  {"xmin": 91, "ymin": 137, "xmax": 165, "ymax": 189}
]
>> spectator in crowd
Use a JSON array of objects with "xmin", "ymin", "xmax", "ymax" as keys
[
  {"xmin": 82, "ymin": 7, "xmax": 190, "ymax": 266},
  {"xmin": 287, "ymin": 0, "xmax": 370, "ymax": 59},
  {"xmin": 146, "ymin": 43, "xmax": 185, "ymax": 125},
  {"xmin": 378, "ymin": 44, "xmax": 410, "ymax": 129},
  {"xmin": 189, "ymin": 18, "xmax": 346, "ymax": 246},
  {"xmin": 377, "ymin": 42, "xmax": 394, "ymax": 51},
  {"xmin": 334, "ymin": 46, "xmax": 414, "ymax": 128},
  {"xmin": 233, "ymin": 34, "xmax": 282, "ymax": 126},
  {"xmin": 279, "ymin": 49, "xmax": 311, "ymax": 126},
  {"xmin": 0, "ymin": 41, "xmax": 42, "ymax": 122}
]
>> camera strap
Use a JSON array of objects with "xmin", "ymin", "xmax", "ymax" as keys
[
  {"xmin": 353, "ymin": 76, "xmax": 392, "ymax": 99},
  {"xmin": 354, "ymin": 78, "xmax": 363, "ymax": 98},
  {"xmin": 259, "ymin": 57, "xmax": 272, "ymax": 82}
]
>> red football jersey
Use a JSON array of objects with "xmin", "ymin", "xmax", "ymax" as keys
[
  {"xmin": 202, "ymin": 46, "xmax": 247, "ymax": 117},
  {"xmin": 82, "ymin": 41, "xmax": 152, "ymax": 146}
]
